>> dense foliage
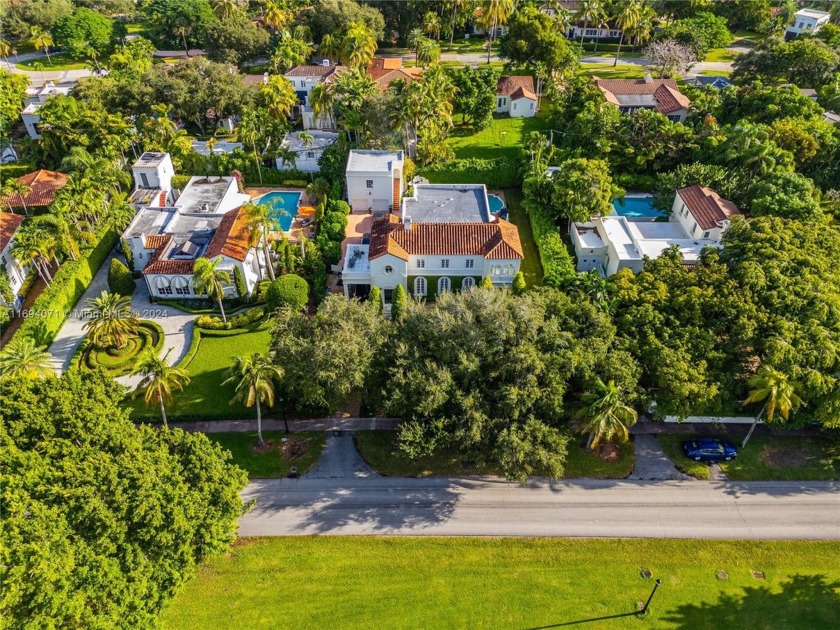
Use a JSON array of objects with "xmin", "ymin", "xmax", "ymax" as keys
[
  {"xmin": 266, "ymin": 274, "xmax": 309, "ymax": 312},
  {"xmin": 107, "ymin": 257, "xmax": 135, "ymax": 296}
]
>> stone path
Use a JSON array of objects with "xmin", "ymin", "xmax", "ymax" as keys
[
  {"xmin": 629, "ymin": 434, "xmax": 691, "ymax": 481},
  {"xmin": 304, "ymin": 431, "xmax": 378, "ymax": 479}
]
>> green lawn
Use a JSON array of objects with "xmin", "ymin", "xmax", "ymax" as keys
[
  {"xmin": 705, "ymin": 48, "xmax": 736, "ymax": 62},
  {"xmin": 447, "ymin": 115, "xmax": 548, "ymax": 160},
  {"xmin": 581, "ymin": 63, "xmax": 647, "ymax": 80},
  {"xmin": 162, "ymin": 537, "xmax": 840, "ymax": 630},
  {"xmin": 564, "ymin": 437, "xmax": 635, "ymax": 478},
  {"xmin": 657, "ymin": 434, "xmax": 840, "ymax": 481},
  {"xmin": 128, "ymin": 325, "xmax": 272, "ymax": 420},
  {"xmin": 699, "ymin": 69, "xmax": 734, "ymax": 77},
  {"xmin": 207, "ymin": 430, "xmax": 324, "ymax": 478},
  {"xmin": 16, "ymin": 52, "xmax": 88, "ymax": 70},
  {"xmin": 501, "ymin": 189, "xmax": 543, "ymax": 287}
]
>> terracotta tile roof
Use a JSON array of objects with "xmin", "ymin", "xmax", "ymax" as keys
[
  {"xmin": 368, "ymin": 66, "xmax": 422, "ymax": 89},
  {"xmin": 284, "ymin": 65, "xmax": 347, "ymax": 80},
  {"xmin": 204, "ymin": 206, "xmax": 254, "ymax": 262},
  {"xmin": 142, "ymin": 236, "xmax": 196, "ymax": 275},
  {"xmin": 0, "ymin": 212, "xmax": 25, "ymax": 252},
  {"xmin": 497, "ymin": 75, "xmax": 535, "ymax": 97},
  {"xmin": 594, "ymin": 78, "xmax": 691, "ymax": 115},
  {"xmin": 369, "ymin": 215, "xmax": 524, "ymax": 261},
  {"xmin": 243, "ymin": 74, "xmax": 266, "ymax": 86},
  {"xmin": 143, "ymin": 234, "xmax": 169, "ymax": 250},
  {"xmin": 0, "ymin": 169, "xmax": 69, "ymax": 208},
  {"xmin": 510, "ymin": 86, "xmax": 536, "ymax": 101},
  {"xmin": 677, "ymin": 185, "xmax": 741, "ymax": 231},
  {"xmin": 368, "ymin": 58, "xmax": 403, "ymax": 74}
]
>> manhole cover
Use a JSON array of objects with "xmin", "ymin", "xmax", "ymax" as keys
[
  {"xmin": 640, "ymin": 569, "xmax": 652, "ymax": 579},
  {"xmin": 752, "ymin": 571, "xmax": 765, "ymax": 579},
  {"xmin": 716, "ymin": 570, "xmax": 729, "ymax": 580}
]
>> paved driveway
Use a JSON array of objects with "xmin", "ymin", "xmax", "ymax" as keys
[
  {"xmin": 629, "ymin": 435, "xmax": 691, "ymax": 481},
  {"xmin": 304, "ymin": 431, "xmax": 378, "ymax": 479}
]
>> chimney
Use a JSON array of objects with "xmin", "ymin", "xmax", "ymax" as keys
[
  {"xmin": 644, "ymin": 73, "xmax": 653, "ymax": 84},
  {"xmin": 322, "ymin": 58, "xmax": 330, "ymax": 67},
  {"xmin": 403, "ymin": 215, "xmax": 412, "ymax": 230}
]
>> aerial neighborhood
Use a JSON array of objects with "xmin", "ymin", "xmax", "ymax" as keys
[{"xmin": 1, "ymin": 1, "xmax": 838, "ymax": 628}]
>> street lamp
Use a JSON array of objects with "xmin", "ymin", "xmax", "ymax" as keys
[
  {"xmin": 279, "ymin": 396, "xmax": 289, "ymax": 434},
  {"xmin": 641, "ymin": 579, "xmax": 663, "ymax": 615}
]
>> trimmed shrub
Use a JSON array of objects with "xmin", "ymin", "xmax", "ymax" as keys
[
  {"xmin": 527, "ymin": 203, "xmax": 576, "ymax": 289},
  {"xmin": 120, "ymin": 239, "xmax": 134, "ymax": 271},
  {"xmin": 232, "ymin": 266, "xmax": 248, "ymax": 299},
  {"xmin": 419, "ymin": 157, "xmax": 522, "ymax": 189},
  {"xmin": 266, "ymin": 274, "xmax": 309, "ymax": 312},
  {"xmin": 171, "ymin": 175, "xmax": 192, "ymax": 190},
  {"xmin": 195, "ymin": 306, "xmax": 265, "ymax": 330},
  {"xmin": 107, "ymin": 258, "xmax": 136, "ymax": 296},
  {"xmin": 512, "ymin": 271, "xmax": 527, "ymax": 295}
]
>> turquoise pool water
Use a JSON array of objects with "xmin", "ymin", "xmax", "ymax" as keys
[
  {"xmin": 488, "ymin": 194, "xmax": 505, "ymax": 213},
  {"xmin": 612, "ymin": 196, "xmax": 664, "ymax": 219},
  {"xmin": 257, "ymin": 191, "xmax": 302, "ymax": 231}
]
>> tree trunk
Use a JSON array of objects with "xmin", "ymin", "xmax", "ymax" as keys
[
  {"xmin": 450, "ymin": 6, "xmax": 457, "ymax": 50},
  {"xmin": 487, "ymin": 18, "xmax": 496, "ymax": 64},
  {"xmin": 256, "ymin": 399, "xmax": 264, "ymax": 445},
  {"xmin": 264, "ymin": 239, "xmax": 276, "ymax": 281},
  {"xmin": 594, "ymin": 29, "xmax": 601, "ymax": 53},
  {"xmin": 741, "ymin": 403, "xmax": 767, "ymax": 448},
  {"xmin": 159, "ymin": 396, "xmax": 169, "ymax": 429},
  {"xmin": 585, "ymin": 431, "xmax": 595, "ymax": 449},
  {"xmin": 614, "ymin": 32, "xmax": 625, "ymax": 66},
  {"xmin": 217, "ymin": 295, "xmax": 227, "ymax": 323},
  {"xmin": 182, "ymin": 33, "xmax": 189, "ymax": 56},
  {"xmin": 580, "ymin": 20, "xmax": 588, "ymax": 44}
]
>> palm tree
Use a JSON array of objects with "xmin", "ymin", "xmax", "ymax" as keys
[
  {"xmin": 11, "ymin": 221, "xmax": 56, "ymax": 284},
  {"xmin": 741, "ymin": 365, "xmax": 804, "ymax": 448},
  {"xmin": 341, "ymin": 21, "xmax": 377, "ymax": 68},
  {"xmin": 132, "ymin": 350, "xmax": 190, "ymax": 429},
  {"xmin": 260, "ymin": 75, "xmax": 297, "ymax": 123},
  {"xmin": 612, "ymin": 1, "xmax": 642, "ymax": 66},
  {"xmin": 82, "ymin": 290, "xmax": 140, "ymax": 349},
  {"xmin": 480, "ymin": 0, "xmax": 514, "ymax": 63},
  {"xmin": 625, "ymin": 4, "xmax": 654, "ymax": 52},
  {"xmin": 193, "ymin": 257, "xmax": 230, "ymax": 322},
  {"xmin": 31, "ymin": 26, "xmax": 53, "ymax": 64},
  {"xmin": 173, "ymin": 25, "xmax": 192, "ymax": 56},
  {"xmin": 448, "ymin": 0, "xmax": 467, "ymax": 50},
  {"xmin": 576, "ymin": 0, "xmax": 606, "ymax": 48},
  {"xmin": 309, "ymin": 82, "xmax": 335, "ymax": 129},
  {"xmin": 263, "ymin": 0, "xmax": 291, "ymax": 32},
  {"xmin": 0, "ymin": 38, "xmax": 11, "ymax": 64},
  {"xmin": 212, "ymin": 0, "xmax": 241, "ymax": 19},
  {"xmin": 298, "ymin": 131, "xmax": 314, "ymax": 147},
  {"xmin": 423, "ymin": 11, "xmax": 442, "ymax": 41},
  {"xmin": 0, "ymin": 337, "xmax": 53, "ymax": 379},
  {"xmin": 416, "ymin": 38, "xmax": 440, "ymax": 68},
  {"xmin": 223, "ymin": 353, "xmax": 284, "ymax": 445},
  {"xmin": 575, "ymin": 378, "xmax": 638, "ymax": 449},
  {"xmin": 3, "ymin": 179, "xmax": 31, "ymax": 215},
  {"xmin": 318, "ymin": 33, "xmax": 341, "ymax": 64},
  {"xmin": 591, "ymin": 8, "xmax": 610, "ymax": 53},
  {"xmin": 271, "ymin": 29, "xmax": 314, "ymax": 72},
  {"xmin": 243, "ymin": 202, "xmax": 279, "ymax": 281},
  {"xmin": 407, "ymin": 27, "xmax": 425, "ymax": 64}
]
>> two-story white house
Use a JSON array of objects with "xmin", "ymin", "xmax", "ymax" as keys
[
  {"xmin": 345, "ymin": 150, "xmax": 404, "ymax": 213},
  {"xmin": 122, "ymin": 152, "xmax": 266, "ymax": 299},
  {"xmin": 0, "ymin": 212, "xmax": 29, "ymax": 308},
  {"xmin": 342, "ymin": 184, "xmax": 524, "ymax": 305},
  {"xmin": 570, "ymin": 186, "xmax": 741, "ymax": 276},
  {"xmin": 495, "ymin": 76, "xmax": 538, "ymax": 118},
  {"xmin": 284, "ymin": 63, "xmax": 348, "ymax": 130},
  {"xmin": 786, "ymin": 8, "xmax": 831, "ymax": 40},
  {"xmin": 595, "ymin": 75, "xmax": 691, "ymax": 123},
  {"xmin": 275, "ymin": 130, "xmax": 339, "ymax": 172},
  {"xmin": 20, "ymin": 81, "xmax": 73, "ymax": 140}
]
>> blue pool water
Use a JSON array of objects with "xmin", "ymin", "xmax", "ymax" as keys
[
  {"xmin": 488, "ymin": 194, "xmax": 506, "ymax": 214},
  {"xmin": 257, "ymin": 191, "xmax": 302, "ymax": 231},
  {"xmin": 612, "ymin": 196, "xmax": 664, "ymax": 219}
]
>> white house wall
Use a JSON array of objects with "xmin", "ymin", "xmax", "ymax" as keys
[
  {"xmin": 347, "ymin": 172, "xmax": 393, "ymax": 212},
  {"xmin": 509, "ymin": 97, "xmax": 536, "ymax": 118}
]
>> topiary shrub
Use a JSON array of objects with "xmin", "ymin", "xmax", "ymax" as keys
[
  {"xmin": 108, "ymin": 258, "xmax": 136, "ymax": 296},
  {"xmin": 266, "ymin": 274, "xmax": 309, "ymax": 311}
]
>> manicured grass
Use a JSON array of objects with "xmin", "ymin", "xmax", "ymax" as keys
[
  {"xmin": 657, "ymin": 434, "xmax": 840, "ymax": 481},
  {"xmin": 128, "ymin": 325, "xmax": 272, "ymax": 420},
  {"xmin": 447, "ymin": 115, "xmax": 548, "ymax": 160},
  {"xmin": 502, "ymin": 188, "xmax": 543, "ymax": 287},
  {"xmin": 564, "ymin": 437, "xmax": 635, "ymax": 478},
  {"xmin": 16, "ymin": 53, "xmax": 88, "ymax": 70},
  {"xmin": 162, "ymin": 537, "xmax": 840, "ymax": 630},
  {"xmin": 705, "ymin": 48, "xmax": 736, "ymax": 62},
  {"xmin": 207, "ymin": 430, "xmax": 325, "ymax": 478},
  {"xmin": 581, "ymin": 63, "xmax": 647, "ymax": 79},
  {"xmin": 699, "ymin": 69, "xmax": 733, "ymax": 77}
]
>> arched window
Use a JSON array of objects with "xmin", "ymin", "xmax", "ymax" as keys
[
  {"xmin": 414, "ymin": 276, "xmax": 427, "ymax": 296},
  {"xmin": 154, "ymin": 276, "xmax": 173, "ymax": 295},
  {"xmin": 438, "ymin": 277, "xmax": 451, "ymax": 294},
  {"xmin": 461, "ymin": 277, "xmax": 475, "ymax": 291},
  {"xmin": 172, "ymin": 276, "xmax": 190, "ymax": 296}
]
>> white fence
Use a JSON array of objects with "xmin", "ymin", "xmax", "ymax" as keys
[{"xmin": 662, "ymin": 416, "xmax": 759, "ymax": 424}]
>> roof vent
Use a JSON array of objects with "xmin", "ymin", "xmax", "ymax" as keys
[
  {"xmin": 322, "ymin": 58, "xmax": 330, "ymax": 67},
  {"xmin": 644, "ymin": 73, "xmax": 653, "ymax": 84}
]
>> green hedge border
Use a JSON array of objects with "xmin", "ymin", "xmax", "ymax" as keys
[
  {"xmin": 527, "ymin": 203, "xmax": 577, "ymax": 289},
  {"xmin": 178, "ymin": 321, "xmax": 272, "ymax": 370},
  {"xmin": 419, "ymin": 157, "xmax": 522, "ymax": 189},
  {"xmin": 72, "ymin": 320, "xmax": 165, "ymax": 377}
]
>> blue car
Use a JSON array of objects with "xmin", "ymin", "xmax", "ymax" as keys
[{"xmin": 682, "ymin": 438, "xmax": 738, "ymax": 462}]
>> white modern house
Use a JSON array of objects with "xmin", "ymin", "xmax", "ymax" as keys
[
  {"xmin": 342, "ymin": 184, "xmax": 524, "ymax": 305},
  {"xmin": 786, "ymin": 8, "xmax": 831, "ymax": 39},
  {"xmin": 275, "ymin": 130, "xmax": 339, "ymax": 172},
  {"xmin": 20, "ymin": 81, "xmax": 73, "ymax": 140},
  {"xmin": 122, "ymin": 152, "xmax": 266, "ymax": 299},
  {"xmin": 345, "ymin": 150, "xmax": 404, "ymax": 213},
  {"xmin": 0, "ymin": 212, "xmax": 29, "ymax": 308},
  {"xmin": 570, "ymin": 186, "xmax": 741, "ymax": 276},
  {"xmin": 595, "ymin": 75, "xmax": 691, "ymax": 122},
  {"xmin": 284, "ymin": 63, "xmax": 347, "ymax": 130},
  {"xmin": 495, "ymin": 76, "xmax": 538, "ymax": 118}
]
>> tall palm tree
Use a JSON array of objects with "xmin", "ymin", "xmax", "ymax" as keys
[
  {"xmin": 448, "ymin": 0, "xmax": 467, "ymax": 50},
  {"xmin": 341, "ymin": 21, "xmax": 377, "ymax": 68},
  {"xmin": 3, "ymin": 179, "xmax": 31, "ymax": 215},
  {"xmin": 31, "ymin": 26, "xmax": 53, "ymax": 64},
  {"xmin": 132, "ymin": 350, "xmax": 190, "ymax": 429},
  {"xmin": 591, "ymin": 8, "xmax": 610, "ymax": 53},
  {"xmin": 480, "ymin": 0, "xmax": 514, "ymax": 63},
  {"xmin": 309, "ymin": 82, "xmax": 335, "ymax": 129},
  {"xmin": 612, "ymin": 1, "xmax": 642, "ymax": 66},
  {"xmin": 423, "ymin": 11, "xmax": 442, "ymax": 41},
  {"xmin": 11, "ymin": 221, "xmax": 55, "ymax": 285},
  {"xmin": 243, "ymin": 202, "xmax": 279, "ymax": 282},
  {"xmin": 416, "ymin": 38, "xmax": 440, "ymax": 68},
  {"xmin": 625, "ymin": 4, "xmax": 654, "ymax": 52},
  {"xmin": 271, "ymin": 29, "xmax": 314, "ymax": 72},
  {"xmin": 318, "ymin": 33, "xmax": 342, "ymax": 63},
  {"xmin": 172, "ymin": 25, "xmax": 192, "ymax": 56},
  {"xmin": 193, "ymin": 257, "xmax": 230, "ymax": 322},
  {"xmin": 223, "ymin": 353, "xmax": 284, "ymax": 445},
  {"xmin": 212, "ymin": 0, "xmax": 241, "ymax": 19},
  {"xmin": 407, "ymin": 27, "xmax": 425, "ymax": 65},
  {"xmin": 575, "ymin": 378, "xmax": 638, "ymax": 449},
  {"xmin": 576, "ymin": 0, "xmax": 606, "ymax": 48},
  {"xmin": 0, "ymin": 337, "xmax": 53, "ymax": 379},
  {"xmin": 260, "ymin": 75, "xmax": 298, "ymax": 123},
  {"xmin": 83, "ymin": 290, "xmax": 140, "ymax": 349},
  {"xmin": 263, "ymin": 0, "xmax": 292, "ymax": 32},
  {"xmin": 741, "ymin": 365, "xmax": 804, "ymax": 448}
]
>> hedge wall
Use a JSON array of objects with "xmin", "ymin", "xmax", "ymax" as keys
[
  {"xmin": 15, "ymin": 228, "xmax": 119, "ymax": 346},
  {"xmin": 419, "ymin": 157, "xmax": 522, "ymax": 189},
  {"xmin": 527, "ymin": 204, "xmax": 577, "ymax": 289}
]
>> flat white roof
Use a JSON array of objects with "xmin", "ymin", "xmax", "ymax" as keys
[
  {"xmin": 282, "ymin": 131, "xmax": 339, "ymax": 152},
  {"xmin": 627, "ymin": 222, "xmax": 715, "ymax": 261},
  {"xmin": 795, "ymin": 8, "xmax": 830, "ymax": 19},
  {"xmin": 346, "ymin": 150, "xmax": 404, "ymax": 173},
  {"xmin": 574, "ymin": 224, "xmax": 605, "ymax": 249},
  {"xmin": 599, "ymin": 217, "xmax": 642, "ymax": 260},
  {"xmin": 342, "ymin": 244, "xmax": 370, "ymax": 275}
]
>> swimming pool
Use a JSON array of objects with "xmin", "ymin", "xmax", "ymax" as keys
[
  {"xmin": 257, "ymin": 191, "xmax": 302, "ymax": 231},
  {"xmin": 488, "ymin": 194, "xmax": 506, "ymax": 214},
  {"xmin": 612, "ymin": 195, "xmax": 664, "ymax": 219}
]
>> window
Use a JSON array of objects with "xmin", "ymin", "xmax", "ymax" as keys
[
  {"xmin": 175, "ymin": 284, "xmax": 190, "ymax": 295},
  {"xmin": 366, "ymin": 179, "xmax": 374, "ymax": 188},
  {"xmin": 1, "ymin": 256, "xmax": 6, "ymax": 265},
  {"xmin": 441, "ymin": 259, "xmax": 449, "ymax": 269},
  {"xmin": 414, "ymin": 276, "xmax": 427, "ymax": 296},
  {"xmin": 462, "ymin": 277, "xmax": 475, "ymax": 290},
  {"xmin": 465, "ymin": 259, "xmax": 474, "ymax": 269},
  {"xmin": 383, "ymin": 289, "xmax": 393, "ymax": 303},
  {"xmin": 384, "ymin": 265, "xmax": 393, "ymax": 274},
  {"xmin": 798, "ymin": 22, "xmax": 804, "ymax": 28},
  {"xmin": 497, "ymin": 97, "xmax": 503, "ymax": 108},
  {"xmin": 438, "ymin": 277, "xmax": 451, "ymax": 294},
  {"xmin": 513, "ymin": 103, "xmax": 517, "ymax": 110},
  {"xmin": 530, "ymin": 102, "xmax": 534, "ymax": 110},
  {"xmin": 416, "ymin": 258, "xmax": 425, "ymax": 269},
  {"xmin": 306, "ymin": 151, "xmax": 315, "ymax": 158},
  {"xmin": 703, "ymin": 231, "xmax": 710, "ymax": 239},
  {"xmin": 140, "ymin": 172, "xmax": 149, "ymax": 187},
  {"xmin": 161, "ymin": 284, "xmax": 173, "ymax": 295}
]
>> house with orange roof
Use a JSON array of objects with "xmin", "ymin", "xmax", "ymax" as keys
[
  {"xmin": 366, "ymin": 58, "xmax": 423, "ymax": 91},
  {"xmin": 495, "ymin": 76, "xmax": 538, "ymax": 118},
  {"xmin": 0, "ymin": 169, "xmax": 69, "ymax": 210},
  {"xmin": 342, "ymin": 184, "xmax": 524, "ymax": 305},
  {"xmin": 284, "ymin": 63, "xmax": 349, "ymax": 130},
  {"xmin": 594, "ymin": 74, "xmax": 691, "ymax": 122},
  {"xmin": 0, "ymin": 212, "xmax": 30, "ymax": 307}
]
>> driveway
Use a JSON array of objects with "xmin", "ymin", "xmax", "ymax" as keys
[
  {"xmin": 304, "ymin": 431, "xmax": 378, "ymax": 479},
  {"xmin": 240, "ymin": 477, "xmax": 840, "ymax": 539},
  {"xmin": 629, "ymin": 434, "xmax": 691, "ymax": 481}
]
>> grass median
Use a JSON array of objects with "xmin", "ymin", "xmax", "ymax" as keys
[{"xmin": 207, "ymin": 430, "xmax": 324, "ymax": 478}]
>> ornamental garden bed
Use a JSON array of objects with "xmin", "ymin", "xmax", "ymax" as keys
[{"xmin": 74, "ymin": 320, "xmax": 164, "ymax": 377}]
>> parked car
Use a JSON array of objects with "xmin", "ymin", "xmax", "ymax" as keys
[{"xmin": 682, "ymin": 438, "xmax": 738, "ymax": 462}]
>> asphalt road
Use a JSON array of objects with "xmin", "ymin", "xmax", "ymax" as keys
[{"xmin": 240, "ymin": 477, "xmax": 840, "ymax": 540}]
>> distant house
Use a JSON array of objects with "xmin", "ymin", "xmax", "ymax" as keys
[
  {"xmin": 345, "ymin": 150, "xmax": 405, "ymax": 213},
  {"xmin": 823, "ymin": 111, "xmax": 840, "ymax": 125},
  {"xmin": 342, "ymin": 184, "xmax": 524, "ymax": 305},
  {"xmin": 691, "ymin": 75, "xmax": 733, "ymax": 90},
  {"xmin": 20, "ymin": 81, "xmax": 72, "ymax": 140},
  {"xmin": 0, "ymin": 212, "xmax": 29, "ymax": 308},
  {"xmin": 595, "ymin": 75, "xmax": 691, "ymax": 122},
  {"xmin": 472, "ymin": 7, "xmax": 509, "ymax": 37},
  {"xmin": 190, "ymin": 141, "xmax": 244, "ymax": 156},
  {"xmin": 284, "ymin": 63, "xmax": 348, "ymax": 130},
  {"xmin": 276, "ymin": 131, "xmax": 339, "ymax": 172},
  {"xmin": 495, "ymin": 76, "xmax": 538, "ymax": 118},
  {"xmin": 570, "ymin": 186, "xmax": 741, "ymax": 276},
  {"xmin": 786, "ymin": 8, "xmax": 831, "ymax": 40},
  {"xmin": 367, "ymin": 58, "xmax": 422, "ymax": 90},
  {"xmin": 0, "ymin": 169, "xmax": 69, "ymax": 210}
]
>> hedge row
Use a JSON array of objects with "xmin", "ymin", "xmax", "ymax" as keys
[
  {"xmin": 73, "ymin": 320, "xmax": 164, "ymax": 377},
  {"xmin": 419, "ymin": 157, "xmax": 522, "ymax": 189},
  {"xmin": 195, "ymin": 306, "xmax": 265, "ymax": 330},
  {"xmin": 527, "ymin": 204, "xmax": 577, "ymax": 289},
  {"xmin": 15, "ymin": 228, "xmax": 119, "ymax": 347}
]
